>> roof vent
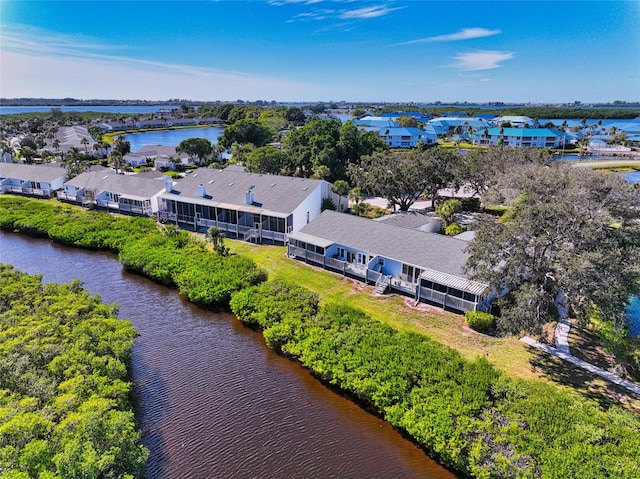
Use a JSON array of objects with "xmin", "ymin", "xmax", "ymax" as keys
[
  {"xmin": 197, "ymin": 184, "xmax": 206, "ymax": 198},
  {"xmin": 245, "ymin": 190, "xmax": 255, "ymax": 205}
]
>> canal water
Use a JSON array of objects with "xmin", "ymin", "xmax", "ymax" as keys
[{"xmin": 0, "ymin": 231, "xmax": 458, "ymax": 479}]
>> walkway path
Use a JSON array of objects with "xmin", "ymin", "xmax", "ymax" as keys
[{"xmin": 520, "ymin": 335, "xmax": 640, "ymax": 396}]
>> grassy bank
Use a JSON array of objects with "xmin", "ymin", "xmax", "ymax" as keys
[{"xmin": 227, "ymin": 240, "xmax": 639, "ymax": 411}]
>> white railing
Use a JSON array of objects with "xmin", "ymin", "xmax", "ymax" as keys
[
  {"xmin": 390, "ymin": 278, "xmax": 417, "ymax": 295},
  {"xmin": 325, "ymin": 257, "xmax": 345, "ymax": 271},
  {"xmin": 345, "ymin": 263, "xmax": 366, "ymax": 279},
  {"xmin": 418, "ymin": 288, "xmax": 478, "ymax": 312},
  {"xmin": 6, "ymin": 186, "xmax": 52, "ymax": 197},
  {"xmin": 375, "ymin": 274, "xmax": 390, "ymax": 294}
]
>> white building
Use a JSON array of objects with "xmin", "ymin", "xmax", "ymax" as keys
[
  {"xmin": 157, "ymin": 166, "xmax": 334, "ymax": 244},
  {"xmin": 0, "ymin": 163, "xmax": 66, "ymax": 198}
]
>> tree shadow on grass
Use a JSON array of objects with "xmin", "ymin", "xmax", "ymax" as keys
[{"xmin": 528, "ymin": 348, "xmax": 640, "ymax": 412}]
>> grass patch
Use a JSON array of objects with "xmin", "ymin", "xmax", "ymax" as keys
[{"xmin": 226, "ymin": 239, "xmax": 640, "ymax": 410}]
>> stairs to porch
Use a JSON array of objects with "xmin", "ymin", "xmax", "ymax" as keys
[{"xmin": 375, "ymin": 275, "xmax": 391, "ymax": 295}]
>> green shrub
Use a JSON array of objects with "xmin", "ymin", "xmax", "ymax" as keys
[
  {"xmin": 465, "ymin": 311, "xmax": 495, "ymax": 333},
  {"xmin": 445, "ymin": 222, "xmax": 464, "ymax": 236}
]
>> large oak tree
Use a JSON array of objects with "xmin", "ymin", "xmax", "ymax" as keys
[{"xmin": 465, "ymin": 163, "xmax": 640, "ymax": 334}]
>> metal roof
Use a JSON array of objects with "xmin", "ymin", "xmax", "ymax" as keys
[
  {"xmin": 287, "ymin": 231, "xmax": 335, "ymax": 249},
  {"xmin": 419, "ymin": 269, "xmax": 487, "ymax": 296}
]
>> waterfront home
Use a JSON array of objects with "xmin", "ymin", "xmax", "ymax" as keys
[
  {"xmin": 157, "ymin": 166, "xmax": 334, "ymax": 244},
  {"xmin": 0, "ymin": 163, "xmax": 66, "ymax": 198},
  {"xmin": 473, "ymin": 127, "xmax": 566, "ymax": 148},
  {"xmin": 287, "ymin": 210, "xmax": 488, "ymax": 313},
  {"xmin": 57, "ymin": 171, "xmax": 167, "ymax": 216},
  {"xmin": 379, "ymin": 127, "xmax": 438, "ymax": 148},
  {"xmin": 124, "ymin": 145, "xmax": 191, "ymax": 169}
]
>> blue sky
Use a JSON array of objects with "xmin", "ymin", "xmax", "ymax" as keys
[{"xmin": 1, "ymin": 1, "xmax": 639, "ymax": 103}]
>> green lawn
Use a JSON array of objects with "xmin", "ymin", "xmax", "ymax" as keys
[{"xmin": 226, "ymin": 238, "xmax": 640, "ymax": 412}]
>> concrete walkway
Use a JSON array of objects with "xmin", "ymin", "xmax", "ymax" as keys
[{"xmin": 520, "ymin": 336, "xmax": 640, "ymax": 395}]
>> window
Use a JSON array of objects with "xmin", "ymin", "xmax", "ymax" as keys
[{"xmin": 337, "ymin": 247, "xmax": 345, "ymax": 259}]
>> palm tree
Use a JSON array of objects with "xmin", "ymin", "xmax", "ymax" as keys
[
  {"xmin": 348, "ymin": 186, "xmax": 364, "ymax": 216},
  {"xmin": 332, "ymin": 180, "xmax": 350, "ymax": 212},
  {"xmin": 205, "ymin": 226, "xmax": 228, "ymax": 256},
  {"xmin": 81, "ymin": 137, "xmax": 90, "ymax": 153}
]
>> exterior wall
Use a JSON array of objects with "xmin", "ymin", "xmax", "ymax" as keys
[
  {"xmin": 1, "ymin": 176, "xmax": 64, "ymax": 197},
  {"xmin": 291, "ymin": 183, "xmax": 325, "ymax": 232}
]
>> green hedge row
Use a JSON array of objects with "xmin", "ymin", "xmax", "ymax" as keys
[
  {"xmin": 231, "ymin": 280, "xmax": 640, "ymax": 479},
  {"xmin": 0, "ymin": 264, "xmax": 148, "ymax": 478},
  {"xmin": 0, "ymin": 197, "xmax": 266, "ymax": 306}
]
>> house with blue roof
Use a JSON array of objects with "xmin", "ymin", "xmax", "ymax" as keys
[
  {"xmin": 379, "ymin": 127, "xmax": 437, "ymax": 148},
  {"xmin": 426, "ymin": 117, "xmax": 493, "ymax": 136},
  {"xmin": 473, "ymin": 127, "xmax": 567, "ymax": 148},
  {"xmin": 352, "ymin": 116, "xmax": 399, "ymax": 128}
]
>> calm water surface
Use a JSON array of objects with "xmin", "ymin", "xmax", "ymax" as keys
[
  {"xmin": 0, "ymin": 231, "xmax": 458, "ymax": 479},
  {"xmin": 123, "ymin": 127, "xmax": 224, "ymax": 151}
]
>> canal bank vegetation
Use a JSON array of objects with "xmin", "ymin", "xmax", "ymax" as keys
[
  {"xmin": 2, "ymin": 196, "xmax": 640, "ymax": 478},
  {"xmin": 0, "ymin": 197, "xmax": 266, "ymax": 306},
  {"xmin": 231, "ymin": 280, "xmax": 640, "ymax": 479},
  {"xmin": 0, "ymin": 264, "xmax": 148, "ymax": 478}
]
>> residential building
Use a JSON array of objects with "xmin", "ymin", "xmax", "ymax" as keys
[
  {"xmin": 379, "ymin": 127, "xmax": 437, "ymax": 148},
  {"xmin": 0, "ymin": 163, "xmax": 66, "ymax": 197},
  {"xmin": 287, "ymin": 210, "xmax": 488, "ymax": 313},
  {"xmin": 493, "ymin": 116, "xmax": 535, "ymax": 128},
  {"xmin": 157, "ymin": 166, "xmax": 334, "ymax": 244},
  {"xmin": 57, "ymin": 171, "xmax": 167, "ymax": 216},
  {"xmin": 473, "ymin": 127, "xmax": 567, "ymax": 148}
]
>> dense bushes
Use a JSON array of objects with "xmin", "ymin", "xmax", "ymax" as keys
[
  {"xmin": 465, "ymin": 311, "xmax": 496, "ymax": 333},
  {"xmin": 231, "ymin": 280, "xmax": 640, "ymax": 478},
  {"xmin": 0, "ymin": 264, "xmax": 147, "ymax": 478},
  {"xmin": 0, "ymin": 196, "xmax": 157, "ymax": 251},
  {"xmin": 0, "ymin": 197, "xmax": 267, "ymax": 307}
]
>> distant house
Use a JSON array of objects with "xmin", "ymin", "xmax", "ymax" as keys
[
  {"xmin": 473, "ymin": 127, "xmax": 567, "ymax": 148},
  {"xmin": 0, "ymin": 163, "xmax": 66, "ymax": 198},
  {"xmin": 57, "ymin": 171, "xmax": 167, "ymax": 216},
  {"xmin": 157, "ymin": 166, "xmax": 334, "ymax": 244},
  {"xmin": 287, "ymin": 210, "xmax": 488, "ymax": 313},
  {"xmin": 379, "ymin": 127, "xmax": 437, "ymax": 148},
  {"xmin": 124, "ymin": 145, "xmax": 191, "ymax": 169},
  {"xmin": 49, "ymin": 126, "xmax": 96, "ymax": 153},
  {"xmin": 493, "ymin": 116, "xmax": 534, "ymax": 128},
  {"xmin": 352, "ymin": 116, "xmax": 400, "ymax": 128},
  {"xmin": 426, "ymin": 117, "xmax": 492, "ymax": 136}
]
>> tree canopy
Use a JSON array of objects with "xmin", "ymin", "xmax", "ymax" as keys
[
  {"xmin": 348, "ymin": 148, "xmax": 457, "ymax": 211},
  {"xmin": 281, "ymin": 119, "xmax": 387, "ymax": 182},
  {"xmin": 466, "ymin": 163, "xmax": 640, "ymax": 335},
  {"xmin": 176, "ymin": 137, "xmax": 213, "ymax": 165},
  {"xmin": 0, "ymin": 264, "xmax": 148, "ymax": 477},
  {"xmin": 218, "ymin": 119, "xmax": 275, "ymax": 149}
]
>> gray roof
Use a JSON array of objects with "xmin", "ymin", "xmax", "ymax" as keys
[
  {"xmin": 374, "ymin": 210, "xmax": 441, "ymax": 231},
  {"xmin": 292, "ymin": 210, "xmax": 477, "ymax": 279},
  {"xmin": 159, "ymin": 167, "xmax": 327, "ymax": 216},
  {"xmin": 66, "ymin": 171, "xmax": 166, "ymax": 200},
  {"xmin": 0, "ymin": 163, "xmax": 66, "ymax": 182}
]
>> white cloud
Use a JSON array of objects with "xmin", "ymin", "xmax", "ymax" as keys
[
  {"xmin": 399, "ymin": 27, "xmax": 501, "ymax": 45},
  {"xmin": 340, "ymin": 5, "xmax": 400, "ymax": 19},
  {"xmin": 0, "ymin": 26, "xmax": 328, "ymax": 101},
  {"xmin": 451, "ymin": 50, "xmax": 514, "ymax": 71}
]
